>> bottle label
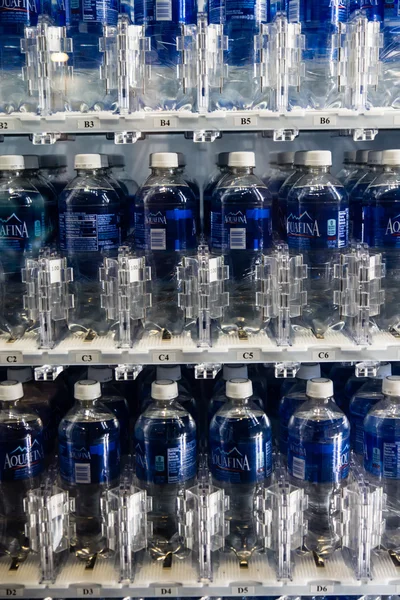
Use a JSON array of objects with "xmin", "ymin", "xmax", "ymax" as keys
[
  {"xmin": 134, "ymin": 206, "xmax": 197, "ymax": 252},
  {"xmin": 59, "ymin": 209, "xmax": 121, "ymax": 253},
  {"xmin": 364, "ymin": 430, "xmax": 400, "ymax": 478},
  {"xmin": 134, "ymin": 0, "xmax": 196, "ymax": 24},
  {"xmin": 384, "ymin": 0, "xmax": 400, "ymax": 23},
  {"xmin": 135, "ymin": 433, "xmax": 197, "ymax": 484},
  {"xmin": 0, "ymin": 434, "xmax": 44, "ymax": 481},
  {"xmin": 210, "ymin": 206, "xmax": 272, "ymax": 251},
  {"xmin": 209, "ymin": 0, "xmax": 267, "ymax": 24},
  {"xmin": 82, "ymin": 0, "xmax": 118, "ymax": 24},
  {"xmin": 286, "ymin": 203, "xmax": 348, "ymax": 251},
  {"xmin": 375, "ymin": 204, "xmax": 400, "ymax": 265},
  {"xmin": 350, "ymin": 413, "xmax": 365, "ymax": 456},
  {"xmin": 0, "ymin": 204, "xmax": 46, "ymax": 272},
  {"xmin": 288, "ymin": 432, "xmax": 350, "ymax": 483},
  {"xmin": 59, "ymin": 434, "xmax": 121, "ymax": 484},
  {"xmin": 0, "ymin": 0, "xmax": 39, "ymax": 24},
  {"xmin": 210, "ymin": 434, "xmax": 272, "ymax": 484}
]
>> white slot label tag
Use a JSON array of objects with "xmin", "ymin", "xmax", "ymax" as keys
[
  {"xmin": 313, "ymin": 115, "xmax": 337, "ymax": 127},
  {"xmin": 128, "ymin": 258, "xmax": 141, "ymax": 283},
  {"xmin": 75, "ymin": 587, "xmax": 101, "ymax": 596},
  {"xmin": 0, "ymin": 121, "xmax": 14, "ymax": 131},
  {"xmin": 154, "ymin": 587, "xmax": 179, "ymax": 596},
  {"xmin": 209, "ymin": 257, "xmax": 219, "ymax": 283},
  {"xmin": 231, "ymin": 586, "xmax": 255, "ymax": 596},
  {"xmin": 234, "ymin": 116, "xmax": 258, "ymax": 126},
  {"xmin": 77, "ymin": 118, "xmax": 100, "ymax": 130},
  {"xmin": 312, "ymin": 350, "xmax": 336, "ymax": 361},
  {"xmin": 237, "ymin": 350, "xmax": 260, "ymax": 361},
  {"xmin": 0, "ymin": 352, "xmax": 23, "ymax": 365},
  {"xmin": 49, "ymin": 259, "xmax": 62, "ymax": 284},
  {"xmin": 0, "ymin": 589, "xmax": 24, "ymax": 597},
  {"xmin": 310, "ymin": 584, "xmax": 335, "ymax": 594},
  {"xmin": 152, "ymin": 352, "xmax": 176, "ymax": 363},
  {"xmin": 153, "ymin": 117, "xmax": 178, "ymax": 129},
  {"xmin": 74, "ymin": 351, "xmax": 101, "ymax": 363}
]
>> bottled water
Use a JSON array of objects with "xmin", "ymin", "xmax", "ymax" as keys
[
  {"xmin": 288, "ymin": 378, "xmax": 350, "ymax": 557},
  {"xmin": 0, "ymin": 380, "xmax": 44, "ymax": 560},
  {"xmin": 177, "ymin": 153, "xmax": 200, "ymax": 202},
  {"xmin": 279, "ymin": 362, "xmax": 321, "ymax": 455},
  {"xmin": 210, "ymin": 152, "xmax": 273, "ymax": 334},
  {"xmin": 134, "ymin": 380, "xmax": 197, "ymax": 550},
  {"xmin": 0, "ymin": 155, "xmax": 49, "ymax": 339},
  {"xmin": 343, "ymin": 149, "xmax": 370, "ymax": 193},
  {"xmin": 209, "ymin": 378, "xmax": 272, "ymax": 560},
  {"xmin": 87, "ymin": 366, "xmax": 130, "ymax": 456},
  {"xmin": 364, "ymin": 375, "xmax": 400, "ymax": 551},
  {"xmin": 349, "ymin": 362, "xmax": 392, "ymax": 456},
  {"xmin": 286, "ymin": 151, "xmax": 349, "ymax": 335},
  {"xmin": 24, "ymin": 155, "xmax": 58, "ymax": 246},
  {"xmin": 58, "ymin": 380, "xmax": 120, "ymax": 559},
  {"xmin": 59, "ymin": 154, "xmax": 124, "ymax": 335},
  {"xmin": 336, "ymin": 151, "xmax": 357, "ymax": 183},
  {"xmin": 262, "ymin": 152, "xmax": 295, "ymax": 240},
  {"xmin": 381, "ymin": 0, "xmax": 400, "ymax": 108},
  {"xmin": 329, "ymin": 362, "xmax": 355, "ymax": 411},
  {"xmin": 203, "ymin": 153, "xmax": 230, "ymax": 243},
  {"xmin": 349, "ymin": 150, "xmax": 383, "ymax": 244},
  {"xmin": 39, "ymin": 156, "xmax": 68, "ymax": 196},
  {"xmin": 277, "ymin": 151, "xmax": 309, "ymax": 242},
  {"xmin": 140, "ymin": 364, "xmax": 197, "ymax": 422},
  {"xmin": 343, "ymin": 368, "xmax": 368, "ymax": 416},
  {"xmin": 134, "ymin": 153, "xmax": 198, "ymax": 336}
]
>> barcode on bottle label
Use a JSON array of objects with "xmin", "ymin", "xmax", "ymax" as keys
[
  {"xmin": 75, "ymin": 463, "xmax": 91, "ymax": 484},
  {"xmin": 288, "ymin": 0, "xmax": 300, "ymax": 21},
  {"xmin": 209, "ymin": 257, "xmax": 219, "ymax": 282},
  {"xmin": 0, "ymin": 589, "xmax": 23, "ymax": 597},
  {"xmin": 128, "ymin": 258, "xmax": 141, "ymax": 282},
  {"xmin": 230, "ymin": 228, "xmax": 246, "ymax": 250},
  {"xmin": 155, "ymin": 0, "xmax": 172, "ymax": 20},
  {"xmin": 151, "ymin": 228, "xmax": 166, "ymax": 250},
  {"xmin": 49, "ymin": 259, "xmax": 62, "ymax": 284},
  {"xmin": 292, "ymin": 456, "xmax": 305, "ymax": 480}
]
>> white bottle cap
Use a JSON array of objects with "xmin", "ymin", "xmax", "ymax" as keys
[
  {"xmin": 74, "ymin": 379, "xmax": 102, "ymax": 400},
  {"xmin": 151, "ymin": 379, "xmax": 178, "ymax": 400},
  {"xmin": 306, "ymin": 377, "xmax": 334, "ymax": 399},
  {"xmin": 303, "ymin": 151, "xmax": 332, "ymax": 167},
  {"xmin": 176, "ymin": 152, "xmax": 186, "ymax": 167},
  {"xmin": 217, "ymin": 152, "xmax": 230, "ymax": 167},
  {"xmin": 276, "ymin": 151, "xmax": 295, "ymax": 165},
  {"xmin": 149, "ymin": 152, "xmax": 178, "ymax": 168},
  {"xmin": 343, "ymin": 151, "xmax": 357, "ymax": 164},
  {"xmin": 7, "ymin": 366, "xmax": 33, "ymax": 383},
  {"xmin": 23, "ymin": 155, "xmax": 40, "ymax": 170},
  {"xmin": 383, "ymin": 375, "xmax": 400, "ymax": 396},
  {"xmin": 0, "ymin": 381, "xmax": 24, "ymax": 401},
  {"xmin": 74, "ymin": 154, "xmax": 104, "ymax": 170},
  {"xmin": 382, "ymin": 150, "xmax": 400, "ymax": 166},
  {"xmin": 156, "ymin": 365, "xmax": 182, "ymax": 381},
  {"xmin": 222, "ymin": 364, "xmax": 248, "ymax": 381},
  {"xmin": 226, "ymin": 378, "xmax": 253, "ymax": 399},
  {"xmin": 87, "ymin": 366, "xmax": 113, "ymax": 383},
  {"xmin": 368, "ymin": 151, "xmax": 382, "ymax": 166},
  {"xmin": 294, "ymin": 151, "xmax": 308, "ymax": 166},
  {"xmin": 228, "ymin": 152, "xmax": 256, "ymax": 168},
  {"xmin": 297, "ymin": 363, "xmax": 321, "ymax": 380},
  {"xmin": 356, "ymin": 150, "xmax": 369, "ymax": 164},
  {"xmin": 0, "ymin": 155, "xmax": 25, "ymax": 171}
]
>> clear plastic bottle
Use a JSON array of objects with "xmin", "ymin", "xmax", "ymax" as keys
[
  {"xmin": 58, "ymin": 380, "xmax": 120, "ymax": 559},
  {"xmin": 203, "ymin": 152, "xmax": 230, "ymax": 242},
  {"xmin": 336, "ymin": 151, "xmax": 357, "ymax": 183},
  {"xmin": 134, "ymin": 152, "xmax": 198, "ymax": 336},
  {"xmin": 39, "ymin": 155, "xmax": 69, "ymax": 196},
  {"xmin": 349, "ymin": 150, "xmax": 383, "ymax": 244},
  {"xmin": 210, "ymin": 152, "xmax": 273, "ymax": 335},
  {"xmin": 262, "ymin": 152, "xmax": 295, "ymax": 240},
  {"xmin": 349, "ymin": 362, "xmax": 392, "ymax": 456},
  {"xmin": 209, "ymin": 378, "xmax": 272, "ymax": 560},
  {"xmin": 23, "ymin": 155, "xmax": 58, "ymax": 246},
  {"xmin": 134, "ymin": 380, "xmax": 197, "ymax": 549},
  {"xmin": 0, "ymin": 380, "xmax": 44, "ymax": 560},
  {"xmin": 288, "ymin": 377, "xmax": 350, "ymax": 557},
  {"xmin": 58, "ymin": 154, "xmax": 124, "ymax": 335},
  {"xmin": 279, "ymin": 362, "xmax": 321, "ymax": 455},
  {"xmin": 285, "ymin": 150, "xmax": 349, "ymax": 335},
  {"xmin": 277, "ymin": 150, "xmax": 309, "ymax": 241},
  {"xmin": 343, "ymin": 149, "xmax": 370, "ymax": 194},
  {"xmin": 364, "ymin": 375, "xmax": 400, "ymax": 552}
]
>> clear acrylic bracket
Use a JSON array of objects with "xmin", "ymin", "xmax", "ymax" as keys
[
  {"xmin": 195, "ymin": 363, "xmax": 222, "ymax": 379},
  {"xmin": 34, "ymin": 365, "xmax": 64, "ymax": 381},
  {"xmin": 355, "ymin": 360, "xmax": 380, "ymax": 377},
  {"xmin": 114, "ymin": 364, "xmax": 143, "ymax": 381}
]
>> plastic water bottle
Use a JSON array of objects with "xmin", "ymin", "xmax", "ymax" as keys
[
  {"xmin": 140, "ymin": 365, "xmax": 197, "ymax": 422},
  {"xmin": 39, "ymin": 155, "xmax": 69, "ymax": 195},
  {"xmin": 134, "ymin": 380, "xmax": 197, "ymax": 548},
  {"xmin": 203, "ymin": 153, "xmax": 230, "ymax": 242},
  {"xmin": 329, "ymin": 362, "xmax": 355, "ymax": 411},
  {"xmin": 262, "ymin": 152, "xmax": 295, "ymax": 240},
  {"xmin": 343, "ymin": 149, "xmax": 370, "ymax": 193},
  {"xmin": 177, "ymin": 153, "xmax": 200, "ymax": 202},
  {"xmin": 277, "ymin": 150, "xmax": 309, "ymax": 241},
  {"xmin": 23, "ymin": 155, "xmax": 58, "ymax": 246},
  {"xmin": 279, "ymin": 362, "xmax": 321, "ymax": 454},
  {"xmin": 58, "ymin": 380, "xmax": 120, "ymax": 559},
  {"xmin": 336, "ymin": 151, "xmax": 357, "ymax": 183},
  {"xmin": 134, "ymin": 152, "xmax": 198, "ymax": 336},
  {"xmin": 349, "ymin": 150, "xmax": 383, "ymax": 244},
  {"xmin": 59, "ymin": 154, "xmax": 124, "ymax": 335},
  {"xmin": 86, "ymin": 366, "xmax": 130, "ymax": 456},
  {"xmin": 0, "ymin": 381, "xmax": 44, "ymax": 560},
  {"xmin": 349, "ymin": 362, "xmax": 392, "ymax": 456},
  {"xmin": 209, "ymin": 378, "xmax": 272, "ymax": 559},
  {"xmin": 0, "ymin": 155, "xmax": 49, "ymax": 339},
  {"xmin": 210, "ymin": 152, "xmax": 273, "ymax": 335},
  {"xmin": 288, "ymin": 377, "xmax": 350, "ymax": 557},
  {"xmin": 286, "ymin": 150, "xmax": 349, "ymax": 335},
  {"xmin": 364, "ymin": 375, "xmax": 400, "ymax": 551}
]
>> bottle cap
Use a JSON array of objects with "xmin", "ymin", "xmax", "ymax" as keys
[
  {"xmin": 149, "ymin": 152, "xmax": 178, "ymax": 168},
  {"xmin": 87, "ymin": 366, "xmax": 113, "ymax": 383},
  {"xmin": 343, "ymin": 151, "xmax": 357, "ymax": 164},
  {"xmin": 383, "ymin": 375, "xmax": 400, "ymax": 396},
  {"xmin": 303, "ymin": 151, "xmax": 332, "ymax": 167},
  {"xmin": 222, "ymin": 364, "xmax": 248, "ymax": 381},
  {"xmin": 217, "ymin": 152, "xmax": 230, "ymax": 167},
  {"xmin": 376, "ymin": 362, "xmax": 392, "ymax": 379},
  {"xmin": 0, "ymin": 381, "xmax": 24, "ymax": 401},
  {"xmin": 306, "ymin": 377, "xmax": 334, "ymax": 399},
  {"xmin": 176, "ymin": 152, "xmax": 186, "ymax": 167},
  {"xmin": 0, "ymin": 155, "xmax": 25, "ymax": 171},
  {"xmin": 74, "ymin": 379, "xmax": 102, "ymax": 400},
  {"xmin": 276, "ymin": 151, "xmax": 295, "ymax": 165},
  {"xmin": 228, "ymin": 152, "xmax": 256, "ymax": 168},
  {"xmin": 355, "ymin": 149, "xmax": 369, "ymax": 164},
  {"xmin": 151, "ymin": 379, "xmax": 178, "ymax": 400},
  {"xmin": 294, "ymin": 151, "xmax": 308, "ymax": 166},
  {"xmin": 156, "ymin": 365, "xmax": 182, "ymax": 381},
  {"xmin": 74, "ymin": 154, "xmax": 105, "ymax": 170},
  {"xmin": 23, "ymin": 155, "xmax": 40, "ymax": 170},
  {"xmin": 297, "ymin": 363, "xmax": 321, "ymax": 381},
  {"xmin": 382, "ymin": 150, "xmax": 400, "ymax": 166},
  {"xmin": 39, "ymin": 155, "xmax": 67, "ymax": 169},
  {"xmin": 7, "ymin": 366, "xmax": 33, "ymax": 383},
  {"xmin": 368, "ymin": 150, "xmax": 382, "ymax": 166},
  {"xmin": 226, "ymin": 378, "xmax": 253, "ymax": 399}
]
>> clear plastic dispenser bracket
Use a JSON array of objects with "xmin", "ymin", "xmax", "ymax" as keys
[
  {"xmin": 334, "ymin": 243, "xmax": 385, "ymax": 345},
  {"xmin": 22, "ymin": 250, "xmax": 74, "ymax": 349},
  {"xmin": 100, "ymin": 246, "xmax": 151, "ymax": 348}
]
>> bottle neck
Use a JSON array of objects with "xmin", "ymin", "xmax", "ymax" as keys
[
  {"xmin": 76, "ymin": 167, "xmax": 107, "ymax": 177},
  {"xmin": 228, "ymin": 396, "xmax": 251, "ymax": 404},
  {"xmin": 383, "ymin": 165, "xmax": 400, "ymax": 173},
  {"xmin": 0, "ymin": 399, "xmax": 20, "ymax": 410},
  {"xmin": 0, "ymin": 169, "xmax": 22, "ymax": 178},
  {"xmin": 229, "ymin": 166, "xmax": 254, "ymax": 175},
  {"xmin": 151, "ymin": 167, "xmax": 177, "ymax": 176},
  {"xmin": 77, "ymin": 398, "xmax": 99, "ymax": 409},
  {"xmin": 304, "ymin": 165, "xmax": 330, "ymax": 174}
]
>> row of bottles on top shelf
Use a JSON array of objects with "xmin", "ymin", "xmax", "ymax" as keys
[{"xmin": 1, "ymin": 360, "xmax": 399, "ymax": 582}]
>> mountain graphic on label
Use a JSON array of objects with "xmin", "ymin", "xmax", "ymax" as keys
[
  {"xmin": 148, "ymin": 212, "xmax": 164, "ymax": 218},
  {"xmin": 287, "ymin": 211, "xmax": 313, "ymax": 222},
  {"xmin": 11, "ymin": 438, "xmax": 41, "ymax": 454},
  {"xmin": 0, "ymin": 213, "xmax": 22, "ymax": 225},
  {"xmin": 226, "ymin": 211, "xmax": 244, "ymax": 217},
  {"xmin": 213, "ymin": 446, "xmax": 244, "ymax": 458}
]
